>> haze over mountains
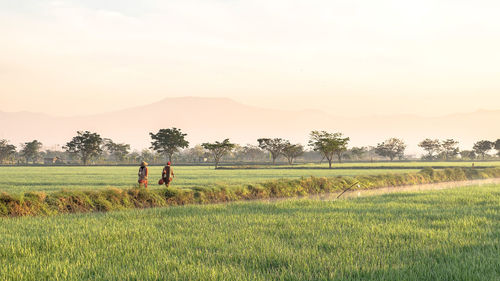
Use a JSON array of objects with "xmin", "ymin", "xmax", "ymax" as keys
[{"xmin": 0, "ymin": 97, "xmax": 498, "ymax": 155}]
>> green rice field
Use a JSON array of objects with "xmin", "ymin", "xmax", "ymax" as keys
[
  {"xmin": 1, "ymin": 161, "xmax": 498, "ymax": 194},
  {"xmin": 0, "ymin": 184, "xmax": 498, "ymax": 280},
  {"xmin": 0, "ymin": 166, "xmax": 419, "ymax": 194},
  {"xmin": 279, "ymin": 161, "xmax": 500, "ymax": 168}
]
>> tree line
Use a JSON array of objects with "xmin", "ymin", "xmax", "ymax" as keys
[{"xmin": 0, "ymin": 128, "xmax": 499, "ymax": 168}]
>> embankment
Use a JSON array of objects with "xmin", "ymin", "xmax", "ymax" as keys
[{"xmin": 1, "ymin": 167, "xmax": 499, "ymax": 217}]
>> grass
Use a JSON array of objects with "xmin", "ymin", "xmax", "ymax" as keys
[
  {"xmin": 0, "ymin": 165, "xmax": 422, "ymax": 194},
  {"xmin": 0, "ymin": 168, "xmax": 500, "ymax": 216},
  {"xmin": 0, "ymin": 184, "xmax": 498, "ymax": 280},
  {"xmin": 221, "ymin": 161, "xmax": 500, "ymax": 169},
  {"xmin": 2, "ymin": 161, "xmax": 499, "ymax": 194},
  {"xmin": 290, "ymin": 161, "xmax": 500, "ymax": 168},
  {"xmin": 2, "ymin": 167, "xmax": 499, "ymax": 217}
]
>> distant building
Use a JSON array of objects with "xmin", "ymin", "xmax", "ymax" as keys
[{"xmin": 44, "ymin": 157, "xmax": 64, "ymax": 165}]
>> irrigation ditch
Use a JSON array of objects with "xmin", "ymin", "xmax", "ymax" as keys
[{"xmin": 298, "ymin": 177, "xmax": 500, "ymax": 201}]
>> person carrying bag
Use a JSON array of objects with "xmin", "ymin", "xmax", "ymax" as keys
[{"xmin": 159, "ymin": 161, "xmax": 174, "ymax": 187}]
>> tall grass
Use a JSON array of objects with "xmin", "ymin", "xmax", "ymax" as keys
[
  {"xmin": 0, "ymin": 184, "xmax": 499, "ymax": 280},
  {"xmin": 2, "ymin": 162, "xmax": 499, "ymax": 194},
  {"xmin": 0, "ymin": 166, "xmax": 421, "ymax": 194},
  {"xmin": 1, "ymin": 167, "xmax": 499, "ymax": 217}
]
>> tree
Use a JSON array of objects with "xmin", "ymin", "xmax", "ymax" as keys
[
  {"xmin": 460, "ymin": 150, "xmax": 476, "ymax": 160},
  {"xmin": 374, "ymin": 138, "xmax": 406, "ymax": 161},
  {"xmin": 308, "ymin": 131, "xmax": 350, "ymax": 168},
  {"xmin": 257, "ymin": 138, "xmax": 288, "ymax": 165},
  {"xmin": 241, "ymin": 145, "xmax": 265, "ymax": 161},
  {"xmin": 440, "ymin": 139, "xmax": 459, "ymax": 160},
  {"xmin": 128, "ymin": 151, "xmax": 141, "ymax": 164},
  {"xmin": 473, "ymin": 140, "xmax": 494, "ymax": 160},
  {"xmin": 20, "ymin": 140, "xmax": 43, "ymax": 164},
  {"xmin": 349, "ymin": 147, "xmax": 367, "ymax": 161},
  {"xmin": 63, "ymin": 131, "xmax": 103, "ymax": 165},
  {"xmin": 282, "ymin": 143, "xmax": 304, "ymax": 165},
  {"xmin": 184, "ymin": 145, "xmax": 207, "ymax": 162},
  {"xmin": 0, "ymin": 139, "xmax": 16, "ymax": 164},
  {"xmin": 202, "ymin": 139, "xmax": 235, "ymax": 169},
  {"xmin": 418, "ymin": 139, "xmax": 441, "ymax": 160},
  {"xmin": 333, "ymin": 135, "xmax": 349, "ymax": 163},
  {"xmin": 495, "ymin": 139, "xmax": 500, "ymax": 157},
  {"xmin": 229, "ymin": 144, "xmax": 243, "ymax": 161},
  {"xmin": 231, "ymin": 145, "xmax": 246, "ymax": 162},
  {"xmin": 140, "ymin": 149, "xmax": 155, "ymax": 163},
  {"xmin": 104, "ymin": 139, "xmax": 130, "ymax": 162},
  {"xmin": 150, "ymin": 128, "xmax": 189, "ymax": 162}
]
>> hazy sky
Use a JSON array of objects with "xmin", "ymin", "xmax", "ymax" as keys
[{"xmin": 1, "ymin": 0, "xmax": 499, "ymax": 117}]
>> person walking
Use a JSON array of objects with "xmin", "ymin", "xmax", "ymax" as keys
[
  {"xmin": 162, "ymin": 161, "xmax": 174, "ymax": 187},
  {"xmin": 138, "ymin": 161, "xmax": 149, "ymax": 188}
]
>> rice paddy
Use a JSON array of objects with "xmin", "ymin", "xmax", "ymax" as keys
[
  {"xmin": 1, "ymin": 162, "xmax": 499, "ymax": 280},
  {"xmin": 0, "ymin": 165, "xmax": 420, "ymax": 194},
  {"xmin": 2, "ymin": 161, "xmax": 499, "ymax": 194},
  {"xmin": 0, "ymin": 184, "xmax": 498, "ymax": 280}
]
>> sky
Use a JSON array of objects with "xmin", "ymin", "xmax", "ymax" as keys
[{"xmin": 0, "ymin": 0, "xmax": 499, "ymax": 117}]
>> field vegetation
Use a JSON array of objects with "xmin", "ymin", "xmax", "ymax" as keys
[
  {"xmin": 1, "ymin": 167, "xmax": 499, "ymax": 217},
  {"xmin": 1, "ymin": 162, "xmax": 499, "ymax": 194},
  {"xmin": 0, "ymin": 165, "xmax": 424, "ymax": 194},
  {"xmin": 0, "ymin": 184, "xmax": 498, "ymax": 280}
]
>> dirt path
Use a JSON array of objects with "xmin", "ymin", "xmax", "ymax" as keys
[{"xmin": 257, "ymin": 178, "xmax": 500, "ymax": 203}]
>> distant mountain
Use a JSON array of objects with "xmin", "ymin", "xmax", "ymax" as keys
[{"xmin": 0, "ymin": 97, "xmax": 498, "ymax": 154}]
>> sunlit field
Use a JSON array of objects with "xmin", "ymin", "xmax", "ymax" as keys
[
  {"xmin": 1, "ymin": 162, "xmax": 499, "ymax": 194},
  {"xmin": 292, "ymin": 161, "xmax": 500, "ymax": 168},
  {"xmin": 0, "ymin": 184, "xmax": 498, "ymax": 281},
  {"xmin": 0, "ymin": 166, "xmax": 422, "ymax": 194}
]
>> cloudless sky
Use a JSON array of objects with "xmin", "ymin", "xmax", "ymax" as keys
[{"xmin": 0, "ymin": 0, "xmax": 499, "ymax": 117}]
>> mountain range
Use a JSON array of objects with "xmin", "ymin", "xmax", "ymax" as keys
[{"xmin": 1, "ymin": 97, "xmax": 498, "ymax": 155}]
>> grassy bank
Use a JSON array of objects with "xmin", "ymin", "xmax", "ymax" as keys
[
  {"xmin": 2, "ymin": 162, "xmax": 500, "ymax": 194},
  {"xmin": 1, "ymin": 184, "xmax": 499, "ymax": 280},
  {"xmin": 0, "ymin": 166, "xmax": 420, "ymax": 194},
  {"xmin": 1, "ymin": 167, "xmax": 499, "ymax": 217}
]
